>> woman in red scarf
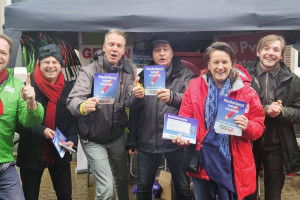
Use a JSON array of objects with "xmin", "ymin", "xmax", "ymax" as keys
[{"xmin": 16, "ymin": 44, "xmax": 78, "ymax": 200}]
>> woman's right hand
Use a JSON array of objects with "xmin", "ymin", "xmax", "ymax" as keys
[
  {"xmin": 43, "ymin": 128, "xmax": 56, "ymax": 139},
  {"xmin": 172, "ymin": 135, "xmax": 190, "ymax": 147}
]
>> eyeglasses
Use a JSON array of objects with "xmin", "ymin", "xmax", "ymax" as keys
[{"xmin": 40, "ymin": 61, "xmax": 60, "ymax": 66}]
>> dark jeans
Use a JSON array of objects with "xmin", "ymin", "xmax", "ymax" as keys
[
  {"xmin": 137, "ymin": 148, "xmax": 192, "ymax": 200},
  {"xmin": 245, "ymin": 149, "xmax": 285, "ymax": 200},
  {"xmin": 0, "ymin": 164, "xmax": 25, "ymax": 200},
  {"xmin": 20, "ymin": 163, "xmax": 72, "ymax": 200}
]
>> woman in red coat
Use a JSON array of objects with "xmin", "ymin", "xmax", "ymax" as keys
[{"xmin": 173, "ymin": 42, "xmax": 265, "ymax": 200}]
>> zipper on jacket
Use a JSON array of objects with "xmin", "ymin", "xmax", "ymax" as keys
[
  {"xmin": 265, "ymin": 73, "xmax": 269, "ymax": 104},
  {"xmin": 117, "ymin": 67, "xmax": 124, "ymax": 107}
]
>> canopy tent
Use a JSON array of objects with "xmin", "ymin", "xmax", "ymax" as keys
[{"xmin": 4, "ymin": 0, "xmax": 300, "ymax": 67}]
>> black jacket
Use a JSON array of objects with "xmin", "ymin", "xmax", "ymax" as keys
[
  {"xmin": 17, "ymin": 77, "xmax": 78, "ymax": 169},
  {"xmin": 127, "ymin": 56, "xmax": 195, "ymax": 153},
  {"xmin": 67, "ymin": 49, "xmax": 138, "ymax": 144},
  {"xmin": 245, "ymin": 58, "xmax": 300, "ymax": 174}
]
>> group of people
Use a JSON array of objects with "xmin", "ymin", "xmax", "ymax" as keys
[{"xmin": 0, "ymin": 29, "xmax": 299, "ymax": 200}]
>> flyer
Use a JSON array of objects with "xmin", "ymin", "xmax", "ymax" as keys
[
  {"xmin": 144, "ymin": 65, "xmax": 165, "ymax": 95},
  {"xmin": 52, "ymin": 127, "xmax": 66, "ymax": 158},
  {"xmin": 162, "ymin": 113, "xmax": 198, "ymax": 144},
  {"xmin": 94, "ymin": 73, "xmax": 119, "ymax": 104},
  {"xmin": 214, "ymin": 96, "xmax": 247, "ymax": 136}
]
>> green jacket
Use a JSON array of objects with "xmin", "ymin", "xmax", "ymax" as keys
[
  {"xmin": 0, "ymin": 69, "xmax": 44, "ymax": 163},
  {"xmin": 245, "ymin": 59, "xmax": 300, "ymax": 174}
]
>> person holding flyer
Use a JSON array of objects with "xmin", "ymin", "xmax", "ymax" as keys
[
  {"xmin": 67, "ymin": 29, "xmax": 138, "ymax": 200},
  {"xmin": 16, "ymin": 44, "xmax": 78, "ymax": 200},
  {"xmin": 0, "ymin": 34, "xmax": 44, "ymax": 200},
  {"xmin": 173, "ymin": 42, "xmax": 265, "ymax": 200},
  {"xmin": 128, "ymin": 35, "xmax": 195, "ymax": 200}
]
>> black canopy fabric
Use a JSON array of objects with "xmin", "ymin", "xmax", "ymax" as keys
[
  {"xmin": 5, "ymin": 0, "xmax": 300, "ymax": 32},
  {"xmin": 3, "ymin": 0, "xmax": 300, "ymax": 67}
]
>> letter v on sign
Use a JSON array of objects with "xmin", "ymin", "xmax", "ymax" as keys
[{"xmin": 249, "ymin": 44, "xmax": 256, "ymax": 53}]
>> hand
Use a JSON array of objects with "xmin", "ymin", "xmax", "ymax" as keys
[
  {"xmin": 62, "ymin": 141, "xmax": 74, "ymax": 152},
  {"xmin": 128, "ymin": 148, "xmax": 138, "ymax": 155},
  {"xmin": 233, "ymin": 115, "xmax": 248, "ymax": 131},
  {"xmin": 21, "ymin": 73, "xmax": 37, "ymax": 110},
  {"xmin": 82, "ymin": 97, "xmax": 99, "ymax": 114},
  {"xmin": 172, "ymin": 135, "xmax": 190, "ymax": 146},
  {"xmin": 133, "ymin": 76, "xmax": 144, "ymax": 99},
  {"xmin": 267, "ymin": 100, "xmax": 282, "ymax": 118},
  {"xmin": 156, "ymin": 89, "xmax": 171, "ymax": 103},
  {"xmin": 43, "ymin": 128, "xmax": 56, "ymax": 139}
]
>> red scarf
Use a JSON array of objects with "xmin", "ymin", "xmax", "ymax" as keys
[
  {"xmin": 0, "ymin": 69, "xmax": 8, "ymax": 116},
  {"xmin": 34, "ymin": 63, "xmax": 65, "ymax": 164}
]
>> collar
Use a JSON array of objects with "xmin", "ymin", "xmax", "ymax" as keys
[
  {"xmin": 95, "ymin": 48, "xmax": 132, "ymax": 74},
  {"xmin": 103, "ymin": 55, "xmax": 121, "ymax": 72},
  {"xmin": 0, "ymin": 68, "xmax": 8, "ymax": 86},
  {"xmin": 256, "ymin": 62, "xmax": 280, "ymax": 77}
]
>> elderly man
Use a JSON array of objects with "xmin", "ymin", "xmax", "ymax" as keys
[
  {"xmin": 244, "ymin": 35, "xmax": 300, "ymax": 200},
  {"xmin": 67, "ymin": 29, "xmax": 138, "ymax": 200},
  {"xmin": 128, "ymin": 35, "xmax": 194, "ymax": 200},
  {"xmin": 0, "ymin": 34, "xmax": 44, "ymax": 199},
  {"xmin": 16, "ymin": 44, "xmax": 78, "ymax": 200}
]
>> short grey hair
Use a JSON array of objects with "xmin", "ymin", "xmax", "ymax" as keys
[{"xmin": 104, "ymin": 29, "xmax": 127, "ymax": 46}]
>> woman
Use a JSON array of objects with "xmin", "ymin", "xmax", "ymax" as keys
[
  {"xmin": 173, "ymin": 42, "xmax": 265, "ymax": 200},
  {"xmin": 17, "ymin": 44, "xmax": 78, "ymax": 200}
]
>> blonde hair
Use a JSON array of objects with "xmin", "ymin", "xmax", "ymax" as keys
[
  {"xmin": 0, "ymin": 33, "xmax": 13, "ymax": 54},
  {"xmin": 104, "ymin": 29, "xmax": 127, "ymax": 46},
  {"xmin": 256, "ymin": 34, "xmax": 286, "ymax": 56}
]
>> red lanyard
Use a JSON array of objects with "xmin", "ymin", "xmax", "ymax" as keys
[{"xmin": 0, "ymin": 98, "xmax": 3, "ymax": 116}]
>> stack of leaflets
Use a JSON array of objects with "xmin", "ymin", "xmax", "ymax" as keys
[
  {"xmin": 144, "ymin": 65, "xmax": 165, "ymax": 95},
  {"xmin": 94, "ymin": 73, "xmax": 119, "ymax": 104},
  {"xmin": 162, "ymin": 113, "xmax": 198, "ymax": 144},
  {"xmin": 214, "ymin": 97, "xmax": 247, "ymax": 136},
  {"xmin": 52, "ymin": 127, "xmax": 75, "ymax": 158}
]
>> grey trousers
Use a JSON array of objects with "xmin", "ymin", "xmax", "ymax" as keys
[{"xmin": 81, "ymin": 135, "xmax": 129, "ymax": 200}]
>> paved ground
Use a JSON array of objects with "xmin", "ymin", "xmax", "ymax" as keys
[{"xmin": 31, "ymin": 162, "xmax": 300, "ymax": 200}]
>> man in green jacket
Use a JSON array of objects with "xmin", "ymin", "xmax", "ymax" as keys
[{"xmin": 0, "ymin": 33, "xmax": 44, "ymax": 200}]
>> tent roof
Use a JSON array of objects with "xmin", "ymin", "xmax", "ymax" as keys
[
  {"xmin": 4, "ymin": 0, "xmax": 300, "ymax": 33},
  {"xmin": 4, "ymin": 0, "xmax": 300, "ymax": 67}
]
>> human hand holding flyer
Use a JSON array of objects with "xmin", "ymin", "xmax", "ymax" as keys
[
  {"xmin": 214, "ymin": 97, "xmax": 247, "ymax": 136},
  {"xmin": 94, "ymin": 73, "xmax": 119, "ymax": 104},
  {"xmin": 162, "ymin": 113, "xmax": 198, "ymax": 144},
  {"xmin": 144, "ymin": 66, "xmax": 165, "ymax": 95},
  {"xmin": 52, "ymin": 128, "xmax": 75, "ymax": 158}
]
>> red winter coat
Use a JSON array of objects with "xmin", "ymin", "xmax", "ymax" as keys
[{"xmin": 179, "ymin": 64, "xmax": 265, "ymax": 200}]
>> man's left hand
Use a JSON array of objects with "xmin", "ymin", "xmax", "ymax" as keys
[
  {"xmin": 267, "ymin": 100, "xmax": 282, "ymax": 118},
  {"xmin": 156, "ymin": 89, "xmax": 171, "ymax": 103}
]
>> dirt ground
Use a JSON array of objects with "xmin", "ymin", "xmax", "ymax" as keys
[{"xmin": 32, "ymin": 163, "xmax": 300, "ymax": 200}]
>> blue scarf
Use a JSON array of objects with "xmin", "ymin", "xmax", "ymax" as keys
[{"xmin": 200, "ymin": 76, "xmax": 237, "ymax": 200}]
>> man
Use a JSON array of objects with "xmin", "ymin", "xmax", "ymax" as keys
[
  {"xmin": 16, "ymin": 44, "xmax": 78, "ymax": 200},
  {"xmin": 0, "ymin": 33, "xmax": 44, "ymax": 199},
  {"xmin": 244, "ymin": 35, "xmax": 300, "ymax": 200},
  {"xmin": 67, "ymin": 29, "xmax": 138, "ymax": 200},
  {"xmin": 128, "ymin": 35, "xmax": 194, "ymax": 200}
]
